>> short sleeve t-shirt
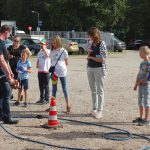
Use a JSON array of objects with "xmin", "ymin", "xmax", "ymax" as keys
[
  {"xmin": 138, "ymin": 61, "xmax": 150, "ymax": 82},
  {"xmin": 8, "ymin": 45, "xmax": 26, "ymax": 68},
  {"xmin": 0, "ymin": 39, "xmax": 8, "ymax": 77},
  {"xmin": 16, "ymin": 59, "xmax": 31, "ymax": 80},
  {"xmin": 37, "ymin": 49, "xmax": 51, "ymax": 73},
  {"xmin": 50, "ymin": 48, "xmax": 68, "ymax": 77}
]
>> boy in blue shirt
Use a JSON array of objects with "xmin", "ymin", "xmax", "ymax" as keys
[
  {"xmin": 14, "ymin": 48, "xmax": 31, "ymax": 107},
  {"xmin": 133, "ymin": 46, "xmax": 150, "ymax": 125}
]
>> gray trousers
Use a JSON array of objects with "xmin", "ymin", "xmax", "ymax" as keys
[{"xmin": 87, "ymin": 67, "xmax": 105, "ymax": 111}]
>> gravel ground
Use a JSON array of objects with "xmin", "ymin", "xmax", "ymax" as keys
[{"xmin": 0, "ymin": 50, "xmax": 150, "ymax": 150}]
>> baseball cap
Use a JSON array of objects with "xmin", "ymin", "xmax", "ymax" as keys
[{"xmin": 40, "ymin": 38, "xmax": 47, "ymax": 45}]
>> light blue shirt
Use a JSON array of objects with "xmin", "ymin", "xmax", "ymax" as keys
[
  {"xmin": 138, "ymin": 61, "xmax": 150, "ymax": 82},
  {"xmin": 16, "ymin": 59, "xmax": 31, "ymax": 80}
]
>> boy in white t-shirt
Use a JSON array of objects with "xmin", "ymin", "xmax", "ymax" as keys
[{"xmin": 36, "ymin": 39, "xmax": 51, "ymax": 104}]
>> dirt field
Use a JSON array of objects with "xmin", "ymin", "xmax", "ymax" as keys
[{"xmin": 0, "ymin": 50, "xmax": 150, "ymax": 150}]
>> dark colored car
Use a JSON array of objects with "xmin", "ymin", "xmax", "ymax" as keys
[
  {"xmin": 128, "ymin": 40, "xmax": 143, "ymax": 50},
  {"xmin": 20, "ymin": 38, "xmax": 41, "ymax": 55}
]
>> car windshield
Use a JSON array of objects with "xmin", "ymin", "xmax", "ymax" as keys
[
  {"xmin": 112, "ymin": 36, "xmax": 122, "ymax": 42},
  {"xmin": 62, "ymin": 38, "xmax": 71, "ymax": 43},
  {"xmin": 32, "ymin": 39, "xmax": 40, "ymax": 44}
]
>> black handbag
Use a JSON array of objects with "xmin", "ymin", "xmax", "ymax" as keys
[
  {"xmin": 49, "ymin": 66, "xmax": 55, "ymax": 74},
  {"xmin": 49, "ymin": 50, "xmax": 64, "ymax": 74}
]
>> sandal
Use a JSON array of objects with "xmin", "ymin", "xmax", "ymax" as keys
[
  {"xmin": 66, "ymin": 106, "xmax": 71, "ymax": 113},
  {"xmin": 45, "ymin": 108, "xmax": 50, "ymax": 112}
]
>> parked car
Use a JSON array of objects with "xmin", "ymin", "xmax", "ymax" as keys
[
  {"xmin": 48, "ymin": 38, "xmax": 79, "ymax": 54},
  {"xmin": 61, "ymin": 38, "xmax": 79, "ymax": 54},
  {"xmin": 20, "ymin": 38, "xmax": 41, "ymax": 55},
  {"xmin": 112, "ymin": 36, "xmax": 126, "ymax": 52},
  {"xmin": 4, "ymin": 39, "xmax": 13, "ymax": 48},
  {"xmin": 128, "ymin": 40, "xmax": 143, "ymax": 50},
  {"xmin": 69, "ymin": 38, "xmax": 90, "ymax": 54}
]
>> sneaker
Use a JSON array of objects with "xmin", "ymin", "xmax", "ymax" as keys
[
  {"xmin": 139, "ymin": 120, "xmax": 150, "ymax": 126},
  {"xmin": 133, "ymin": 117, "xmax": 143, "ymax": 123},
  {"xmin": 90, "ymin": 110, "xmax": 97, "ymax": 115},
  {"xmin": 14, "ymin": 101, "xmax": 20, "ymax": 106},
  {"xmin": 24, "ymin": 102, "xmax": 28, "ymax": 107},
  {"xmin": 3, "ymin": 118, "xmax": 19, "ymax": 124},
  {"xmin": 94, "ymin": 111, "xmax": 102, "ymax": 119},
  {"xmin": 36, "ymin": 99, "xmax": 43, "ymax": 104},
  {"xmin": 36, "ymin": 99, "xmax": 48, "ymax": 105}
]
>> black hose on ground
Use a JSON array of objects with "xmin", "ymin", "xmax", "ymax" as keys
[
  {"xmin": 1, "ymin": 116, "xmax": 150, "ymax": 149},
  {"xmin": 0, "ymin": 123, "xmax": 87, "ymax": 150}
]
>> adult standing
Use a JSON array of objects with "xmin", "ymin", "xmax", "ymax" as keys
[
  {"xmin": 0, "ymin": 25, "xmax": 18, "ymax": 124},
  {"xmin": 87, "ymin": 27, "xmax": 107, "ymax": 119},
  {"xmin": 7, "ymin": 35, "xmax": 30, "ymax": 100},
  {"xmin": 8, "ymin": 35, "xmax": 26, "ymax": 79}
]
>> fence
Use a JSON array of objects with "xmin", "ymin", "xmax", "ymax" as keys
[{"xmin": 31, "ymin": 31, "xmax": 114, "ymax": 50}]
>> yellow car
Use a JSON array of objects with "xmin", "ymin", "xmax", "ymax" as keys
[{"xmin": 61, "ymin": 38, "xmax": 79, "ymax": 54}]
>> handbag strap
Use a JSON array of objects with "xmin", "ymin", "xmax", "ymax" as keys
[{"xmin": 54, "ymin": 49, "xmax": 65, "ymax": 67}]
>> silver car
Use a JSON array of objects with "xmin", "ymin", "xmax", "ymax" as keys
[{"xmin": 69, "ymin": 38, "xmax": 91, "ymax": 54}]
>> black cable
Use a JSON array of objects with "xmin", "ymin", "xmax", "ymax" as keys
[
  {"xmin": 58, "ymin": 117, "xmax": 132, "ymax": 141},
  {"xmin": 0, "ymin": 123, "xmax": 87, "ymax": 150},
  {"xmin": 1, "ymin": 116, "xmax": 150, "ymax": 149}
]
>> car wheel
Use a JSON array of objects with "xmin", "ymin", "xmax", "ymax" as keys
[
  {"xmin": 118, "ymin": 50, "xmax": 123, "ymax": 52},
  {"xmin": 78, "ymin": 47, "xmax": 84, "ymax": 54},
  {"xmin": 68, "ymin": 52, "xmax": 73, "ymax": 55},
  {"xmin": 31, "ymin": 49, "xmax": 35, "ymax": 55}
]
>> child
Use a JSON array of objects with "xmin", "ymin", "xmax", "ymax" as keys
[
  {"xmin": 50, "ymin": 35, "xmax": 71, "ymax": 113},
  {"xmin": 87, "ymin": 27, "xmax": 107, "ymax": 119},
  {"xmin": 36, "ymin": 38, "xmax": 51, "ymax": 104},
  {"xmin": 14, "ymin": 48, "xmax": 31, "ymax": 107},
  {"xmin": 133, "ymin": 46, "xmax": 150, "ymax": 125}
]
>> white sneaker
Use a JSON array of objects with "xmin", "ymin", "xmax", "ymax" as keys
[
  {"xmin": 94, "ymin": 111, "xmax": 102, "ymax": 119},
  {"xmin": 90, "ymin": 110, "xmax": 97, "ymax": 115}
]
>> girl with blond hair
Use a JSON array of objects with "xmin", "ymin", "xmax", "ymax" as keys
[{"xmin": 50, "ymin": 36, "xmax": 71, "ymax": 113}]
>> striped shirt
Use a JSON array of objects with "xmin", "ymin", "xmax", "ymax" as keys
[{"xmin": 87, "ymin": 40, "xmax": 107, "ymax": 69}]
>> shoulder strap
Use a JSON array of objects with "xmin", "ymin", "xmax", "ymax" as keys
[{"xmin": 54, "ymin": 49, "xmax": 65, "ymax": 67}]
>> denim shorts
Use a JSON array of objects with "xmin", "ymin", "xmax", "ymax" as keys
[
  {"xmin": 138, "ymin": 83, "xmax": 150, "ymax": 108},
  {"xmin": 18, "ymin": 79, "xmax": 29, "ymax": 90}
]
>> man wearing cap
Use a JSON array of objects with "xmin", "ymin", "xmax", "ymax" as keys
[
  {"xmin": 36, "ymin": 38, "xmax": 51, "ymax": 104},
  {"xmin": 0, "ymin": 25, "xmax": 18, "ymax": 124}
]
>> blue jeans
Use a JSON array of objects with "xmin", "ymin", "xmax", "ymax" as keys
[
  {"xmin": 0, "ymin": 77, "xmax": 11, "ymax": 120},
  {"xmin": 52, "ymin": 76, "xmax": 68, "ymax": 98},
  {"xmin": 38, "ymin": 73, "xmax": 50, "ymax": 101}
]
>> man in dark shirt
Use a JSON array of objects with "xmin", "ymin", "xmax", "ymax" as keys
[{"xmin": 0, "ymin": 25, "xmax": 18, "ymax": 124}]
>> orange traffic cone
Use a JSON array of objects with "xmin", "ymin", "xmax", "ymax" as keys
[{"xmin": 48, "ymin": 97, "xmax": 58, "ymax": 127}]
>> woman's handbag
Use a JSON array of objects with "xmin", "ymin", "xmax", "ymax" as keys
[
  {"xmin": 49, "ymin": 50, "xmax": 64, "ymax": 74},
  {"xmin": 49, "ymin": 66, "xmax": 55, "ymax": 74}
]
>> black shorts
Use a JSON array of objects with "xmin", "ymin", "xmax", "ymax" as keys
[{"xmin": 18, "ymin": 79, "xmax": 29, "ymax": 90}]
